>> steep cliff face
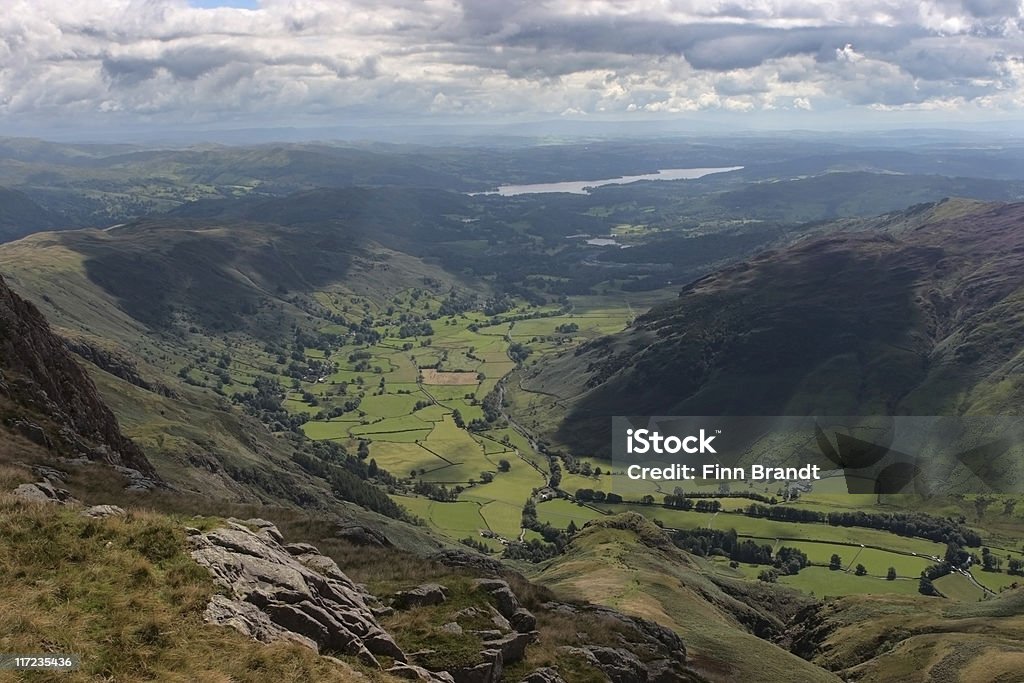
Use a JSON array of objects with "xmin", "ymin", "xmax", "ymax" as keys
[{"xmin": 0, "ymin": 272, "xmax": 155, "ymax": 477}]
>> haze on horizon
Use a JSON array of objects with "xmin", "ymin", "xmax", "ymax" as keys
[{"xmin": 2, "ymin": 0, "xmax": 1024, "ymax": 141}]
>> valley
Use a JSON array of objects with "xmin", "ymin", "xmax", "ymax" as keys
[{"xmin": 3, "ymin": 135, "xmax": 1024, "ymax": 681}]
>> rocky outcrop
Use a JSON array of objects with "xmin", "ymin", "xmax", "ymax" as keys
[
  {"xmin": 543, "ymin": 602, "xmax": 692, "ymax": 683},
  {"xmin": 393, "ymin": 583, "xmax": 449, "ymax": 609},
  {"xmin": 65, "ymin": 338, "xmax": 176, "ymax": 398},
  {"xmin": 81, "ymin": 504, "xmax": 127, "ymax": 519},
  {"xmin": 0, "ymin": 273, "xmax": 155, "ymax": 477},
  {"xmin": 12, "ymin": 479, "xmax": 77, "ymax": 505},
  {"xmin": 188, "ymin": 518, "xmax": 406, "ymax": 669},
  {"xmin": 519, "ymin": 668, "xmax": 566, "ymax": 683},
  {"xmin": 336, "ymin": 524, "xmax": 392, "ymax": 547}
]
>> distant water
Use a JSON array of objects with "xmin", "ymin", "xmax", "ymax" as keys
[{"xmin": 472, "ymin": 166, "xmax": 743, "ymax": 196}]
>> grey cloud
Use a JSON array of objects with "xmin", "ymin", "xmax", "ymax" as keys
[{"xmin": 1, "ymin": 0, "xmax": 1023, "ymax": 126}]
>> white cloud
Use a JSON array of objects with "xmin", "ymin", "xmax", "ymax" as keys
[{"xmin": 0, "ymin": 0, "xmax": 1022, "ymax": 129}]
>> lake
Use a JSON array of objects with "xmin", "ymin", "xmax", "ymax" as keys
[{"xmin": 472, "ymin": 166, "xmax": 743, "ymax": 196}]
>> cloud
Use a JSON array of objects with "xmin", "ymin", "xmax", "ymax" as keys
[{"xmin": 0, "ymin": 0, "xmax": 1022, "ymax": 129}]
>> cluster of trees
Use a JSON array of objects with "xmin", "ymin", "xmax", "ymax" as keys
[
  {"xmin": 411, "ymin": 480, "xmax": 459, "ymax": 502},
  {"xmin": 663, "ymin": 495, "xmax": 722, "ymax": 512},
  {"xmin": 468, "ymin": 388, "xmax": 504, "ymax": 431},
  {"xmin": 574, "ymin": 489, "xmax": 622, "ymax": 504},
  {"xmin": 503, "ymin": 539, "xmax": 561, "ymax": 563},
  {"xmin": 508, "ymin": 342, "xmax": 532, "ymax": 364},
  {"xmin": 671, "ymin": 528, "xmax": 809, "ymax": 575},
  {"xmin": 743, "ymin": 505, "xmax": 981, "ymax": 547},
  {"xmin": 918, "ymin": 563, "xmax": 952, "ymax": 596},
  {"xmin": 459, "ymin": 536, "xmax": 493, "ymax": 554},
  {"xmin": 397, "ymin": 321, "xmax": 434, "ymax": 338},
  {"xmin": 511, "ymin": 499, "xmax": 571, "ymax": 562},
  {"xmin": 233, "ymin": 376, "xmax": 309, "ymax": 432}
]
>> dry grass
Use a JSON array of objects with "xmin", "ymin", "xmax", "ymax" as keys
[{"xmin": 0, "ymin": 498, "xmax": 398, "ymax": 682}]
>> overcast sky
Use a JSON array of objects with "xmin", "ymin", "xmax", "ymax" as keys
[{"xmin": 2, "ymin": 0, "xmax": 1023, "ymax": 136}]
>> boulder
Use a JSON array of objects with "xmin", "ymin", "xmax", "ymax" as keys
[
  {"xmin": 81, "ymin": 504, "xmax": 127, "ymax": 519},
  {"xmin": 520, "ymin": 668, "xmax": 566, "ymax": 683},
  {"xmin": 12, "ymin": 480, "xmax": 76, "ymax": 505},
  {"xmin": 393, "ymin": 583, "xmax": 449, "ymax": 609},
  {"xmin": 337, "ymin": 524, "xmax": 392, "ymax": 547},
  {"xmin": 473, "ymin": 579, "xmax": 521, "ymax": 618},
  {"xmin": 449, "ymin": 648, "xmax": 502, "ymax": 683},
  {"xmin": 559, "ymin": 646, "xmax": 646, "ymax": 683},
  {"xmin": 387, "ymin": 663, "xmax": 456, "ymax": 682},
  {"xmin": 189, "ymin": 522, "xmax": 405, "ymax": 667},
  {"xmin": 509, "ymin": 608, "xmax": 537, "ymax": 633},
  {"xmin": 484, "ymin": 630, "xmax": 536, "ymax": 665}
]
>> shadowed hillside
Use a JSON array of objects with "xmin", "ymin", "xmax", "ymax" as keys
[{"xmin": 511, "ymin": 199, "xmax": 1024, "ymax": 455}]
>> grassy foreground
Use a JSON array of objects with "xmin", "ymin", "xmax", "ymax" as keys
[{"xmin": 0, "ymin": 465, "xmax": 390, "ymax": 683}]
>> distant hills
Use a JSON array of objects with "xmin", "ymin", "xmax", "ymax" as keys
[
  {"xmin": 514, "ymin": 199, "xmax": 1024, "ymax": 455},
  {"xmin": 0, "ymin": 186, "xmax": 60, "ymax": 241}
]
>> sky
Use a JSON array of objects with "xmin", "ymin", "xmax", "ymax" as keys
[{"xmin": 2, "ymin": 0, "xmax": 1023, "ymax": 138}]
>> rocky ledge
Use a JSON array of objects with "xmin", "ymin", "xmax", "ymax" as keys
[{"xmin": 187, "ymin": 518, "xmax": 435, "ymax": 677}]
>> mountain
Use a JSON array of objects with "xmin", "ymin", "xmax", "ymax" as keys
[
  {"xmin": 511, "ymin": 199, "xmax": 1024, "ymax": 455},
  {"xmin": 0, "ymin": 186, "xmax": 60, "ymax": 242},
  {"xmin": 0, "ymin": 272, "xmax": 153, "ymax": 476},
  {"xmin": 0, "ymin": 208, "xmax": 479, "ymax": 520}
]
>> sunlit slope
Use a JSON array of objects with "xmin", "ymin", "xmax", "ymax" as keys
[
  {"xmin": 790, "ymin": 588, "xmax": 1024, "ymax": 682},
  {"xmin": 0, "ymin": 217, "xmax": 469, "ymax": 517},
  {"xmin": 532, "ymin": 513, "xmax": 840, "ymax": 683}
]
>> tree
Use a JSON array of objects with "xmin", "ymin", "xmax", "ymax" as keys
[
  {"xmin": 567, "ymin": 520, "xmax": 578, "ymax": 535},
  {"xmin": 829, "ymin": 554, "xmax": 842, "ymax": 571},
  {"xmin": 855, "ymin": 564, "xmax": 867, "ymax": 576},
  {"xmin": 452, "ymin": 409, "xmax": 465, "ymax": 428},
  {"xmin": 887, "ymin": 567, "xmax": 897, "ymax": 581},
  {"xmin": 480, "ymin": 471, "xmax": 495, "ymax": 484},
  {"xmin": 497, "ymin": 459, "xmax": 511, "ymax": 473},
  {"xmin": 982, "ymin": 548, "xmax": 1003, "ymax": 572},
  {"xmin": 758, "ymin": 569, "xmax": 779, "ymax": 583}
]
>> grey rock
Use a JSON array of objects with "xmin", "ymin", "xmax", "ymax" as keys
[
  {"xmin": 393, "ymin": 583, "xmax": 449, "ymax": 609},
  {"xmin": 509, "ymin": 608, "xmax": 537, "ymax": 633},
  {"xmin": 284, "ymin": 542, "xmax": 321, "ymax": 556},
  {"xmin": 559, "ymin": 646, "xmax": 646, "ymax": 683},
  {"xmin": 12, "ymin": 420, "xmax": 53, "ymax": 448},
  {"xmin": 520, "ymin": 667, "xmax": 566, "ymax": 683},
  {"xmin": 26, "ymin": 464, "xmax": 67, "ymax": 482},
  {"xmin": 431, "ymin": 549, "xmax": 506, "ymax": 575},
  {"xmin": 112, "ymin": 464, "xmax": 162, "ymax": 491},
  {"xmin": 450, "ymin": 648, "xmax": 502, "ymax": 683},
  {"xmin": 81, "ymin": 504, "xmax": 127, "ymax": 519},
  {"xmin": 489, "ymin": 607, "xmax": 512, "ymax": 633},
  {"xmin": 473, "ymin": 579, "xmax": 521, "ymax": 618},
  {"xmin": 387, "ymin": 663, "xmax": 456, "ymax": 682},
  {"xmin": 484, "ymin": 630, "xmax": 536, "ymax": 665},
  {"xmin": 440, "ymin": 622, "xmax": 463, "ymax": 635},
  {"xmin": 189, "ymin": 522, "xmax": 405, "ymax": 667},
  {"xmin": 12, "ymin": 480, "xmax": 76, "ymax": 505},
  {"xmin": 337, "ymin": 524, "xmax": 392, "ymax": 547}
]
